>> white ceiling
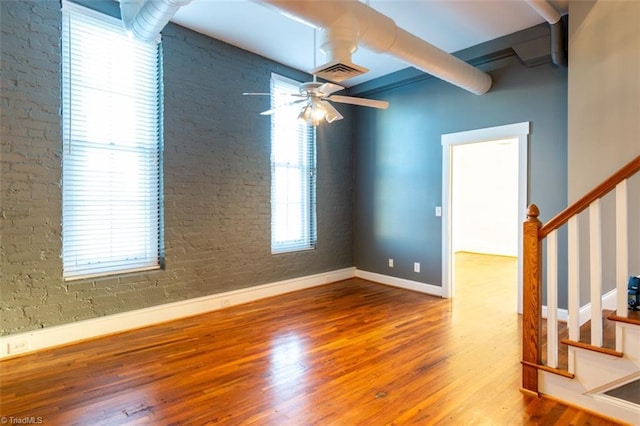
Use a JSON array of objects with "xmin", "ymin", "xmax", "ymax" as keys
[{"xmin": 171, "ymin": 0, "xmax": 566, "ymax": 87}]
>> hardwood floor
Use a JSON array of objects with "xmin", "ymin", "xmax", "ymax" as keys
[{"xmin": 0, "ymin": 253, "xmax": 625, "ymax": 425}]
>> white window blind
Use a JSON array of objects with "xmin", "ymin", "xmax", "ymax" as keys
[
  {"xmin": 61, "ymin": 2, "xmax": 164, "ymax": 280},
  {"xmin": 270, "ymin": 74, "xmax": 317, "ymax": 253}
]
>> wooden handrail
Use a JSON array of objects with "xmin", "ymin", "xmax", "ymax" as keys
[
  {"xmin": 522, "ymin": 155, "xmax": 640, "ymax": 394},
  {"xmin": 539, "ymin": 155, "xmax": 640, "ymax": 238}
]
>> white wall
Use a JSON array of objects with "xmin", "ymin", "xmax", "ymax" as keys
[
  {"xmin": 452, "ymin": 139, "xmax": 519, "ymax": 257},
  {"xmin": 568, "ymin": 0, "xmax": 640, "ymax": 301},
  {"xmin": 568, "ymin": 0, "xmax": 640, "ymax": 202}
]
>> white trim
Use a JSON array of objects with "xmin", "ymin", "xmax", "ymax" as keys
[
  {"xmin": 355, "ymin": 269, "xmax": 444, "ymax": 297},
  {"xmin": 591, "ymin": 390, "xmax": 640, "ymax": 418},
  {"xmin": 542, "ymin": 305, "xmax": 569, "ymax": 322},
  {"xmin": 0, "ymin": 267, "xmax": 355, "ymax": 359},
  {"xmin": 546, "ymin": 229, "xmax": 559, "ymax": 368},
  {"xmin": 567, "ymin": 215, "xmax": 581, "ymax": 340},
  {"xmin": 589, "ymin": 199, "xmax": 604, "ymax": 346},
  {"xmin": 540, "ymin": 363, "xmax": 640, "ymax": 425},
  {"xmin": 615, "ymin": 180, "xmax": 629, "ymax": 352},
  {"xmin": 441, "ymin": 122, "xmax": 530, "ymax": 312},
  {"xmin": 541, "ymin": 288, "xmax": 617, "ymax": 325},
  {"xmin": 441, "ymin": 122, "xmax": 530, "ymax": 145},
  {"xmin": 6, "ymin": 263, "xmax": 610, "ymax": 360},
  {"xmin": 588, "ymin": 371, "xmax": 640, "ymax": 416},
  {"xmin": 580, "ymin": 288, "xmax": 617, "ymax": 326},
  {"xmin": 615, "ymin": 180, "xmax": 629, "ymax": 322}
]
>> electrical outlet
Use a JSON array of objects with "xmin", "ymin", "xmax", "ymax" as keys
[
  {"xmin": 7, "ymin": 338, "xmax": 29, "ymax": 355},
  {"xmin": 414, "ymin": 262, "xmax": 420, "ymax": 273},
  {"xmin": 388, "ymin": 258, "xmax": 394, "ymax": 268}
]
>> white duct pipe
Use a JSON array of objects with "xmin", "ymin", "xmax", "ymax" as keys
[
  {"xmin": 120, "ymin": 0, "xmax": 192, "ymax": 43},
  {"xmin": 524, "ymin": 0, "xmax": 561, "ymax": 24},
  {"xmin": 319, "ymin": 14, "xmax": 359, "ymax": 66},
  {"xmin": 525, "ymin": 0, "xmax": 567, "ymax": 67},
  {"xmin": 259, "ymin": 0, "xmax": 492, "ymax": 95}
]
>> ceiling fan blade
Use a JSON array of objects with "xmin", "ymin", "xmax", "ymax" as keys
[
  {"xmin": 319, "ymin": 100, "xmax": 343, "ymax": 123},
  {"xmin": 318, "ymin": 82, "xmax": 344, "ymax": 96},
  {"xmin": 244, "ymin": 93, "xmax": 307, "ymax": 100},
  {"xmin": 259, "ymin": 99, "xmax": 307, "ymax": 115},
  {"xmin": 327, "ymin": 95, "xmax": 389, "ymax": 109}
]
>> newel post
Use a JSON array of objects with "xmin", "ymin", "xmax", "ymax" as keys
[{"xmin": 522, "ymin": 204, "xmax": 542, "ymax": 394}]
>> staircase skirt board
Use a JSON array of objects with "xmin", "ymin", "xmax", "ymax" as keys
[
  {"xmin": 540, "ymin": 372, "xmax": 640, "ymax": 426},
  {"xmin": 539, "ymin": 346, "xmax": 640, "ymax": 425},
  {"xmin": 601, "ymin": 375, "xmax": 640, "ymax": 406},
  {"xmin": 539, "ymin": 309, "xmax": 640, "ymax": 422}
]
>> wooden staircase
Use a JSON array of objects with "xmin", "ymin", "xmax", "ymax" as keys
[{"xmin": 521, "ymin": 156, "xmax": 640, "ymax": 424}]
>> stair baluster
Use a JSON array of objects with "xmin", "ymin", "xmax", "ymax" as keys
[{"xmin": 521, "ymin": 155, "xmax": 640, "ymax": 395}]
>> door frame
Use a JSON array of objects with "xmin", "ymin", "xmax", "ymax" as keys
[{"xmin": 441, "ymin": 122, "xmax": 530, "ymax": 313}]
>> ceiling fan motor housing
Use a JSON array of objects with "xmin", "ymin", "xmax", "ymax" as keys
[{"xmin": 299, "ymin": 82, "xmax": 325, "ymax": 97}]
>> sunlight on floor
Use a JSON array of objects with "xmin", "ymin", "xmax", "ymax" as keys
[{"xmin": 453, "ymin": 251, "xmax": 518, "ymax": 314}]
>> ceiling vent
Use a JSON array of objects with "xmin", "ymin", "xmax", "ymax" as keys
[
  {"xmin": 311, "ymin": 14, "xmax": 369, "ymax": 83},
  {"xmin": 312, "ymin": 59, "xmax": 369, "ymax": 83},
  {"xmin": 261, "ymin": 0, "xmax": 492, "ymax": 95}
]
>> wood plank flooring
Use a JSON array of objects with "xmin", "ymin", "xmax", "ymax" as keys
[{"xmin": 0, "ymin": 253, "xmax": 625, "ymax": 425}]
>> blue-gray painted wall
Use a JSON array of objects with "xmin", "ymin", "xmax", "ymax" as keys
[{"xmin": 353, "ymin": 56, "xmax": 568, "ymax": 289}]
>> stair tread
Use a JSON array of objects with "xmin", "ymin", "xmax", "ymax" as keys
[
  {"xmin": 607, "ymin": 312, "xmax": 640, "ymax": 326},
  {"xmin": 560, "ymin": 338, "xmax": 624, "ymax": 357},
  {"xmin": 541, "ymin": 309, "xmax": 634, "ymax": 371}
]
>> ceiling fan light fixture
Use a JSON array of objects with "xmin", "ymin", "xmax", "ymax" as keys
[
  {"xmin": 310, "ymin": 99, "xmax": 326, "ymax": 123},
  {"xmin": 324, "ymin": 110, "xmax": 340, "ymax": 123},
  {"xmin": 298, "ymin": 98, "xmax": 328, "ymax": 126},
  {"xmin": 320, "ymin": 100, "xmax": 343, "ymax": 123},
  {"xmin": 297, "ymin": 103, "xmax": 312, "ymax": 123}
]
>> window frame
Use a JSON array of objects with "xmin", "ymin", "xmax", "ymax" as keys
[
  {"xmin": 61, "ymin": 1, "xmax": 165, "ymax": 281},
  {"xmin": 270, "ymin": 73, "xmax": 317, "ymax": 254}
]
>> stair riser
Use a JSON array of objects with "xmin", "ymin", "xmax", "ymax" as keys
[
  {"xmin": 571, "ymin": 347, "xmax": 639, "ymax": 390},
  {"xmin": 618, "ymin": 323, "xmax": 640, "ymax": 362}
]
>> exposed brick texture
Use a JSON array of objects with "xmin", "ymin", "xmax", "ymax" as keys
[{"xmin": 0, "ymin": 1, "xmax": 354, "ymax": 335}]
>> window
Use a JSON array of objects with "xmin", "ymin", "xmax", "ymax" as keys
[
  {"xmin": 61, "ymin": 2, "xmax": 164, "ymax": 280},
  {"xmin": 270, "ymin": 74, "xmax": 317, "ymax": 253}
]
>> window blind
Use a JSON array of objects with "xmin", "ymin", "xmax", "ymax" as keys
[
  {"xmin": 61, "ymin": 1, "xmax": 164, "ymax": 280},
  {"xmin": 270, "ymin": 74, "xmax": 317, "ymax": 253}
]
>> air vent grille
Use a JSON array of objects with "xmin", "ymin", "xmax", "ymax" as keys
[{"xmin": 312, "ymin": 60, "xmax": 369, "ymax": 83}]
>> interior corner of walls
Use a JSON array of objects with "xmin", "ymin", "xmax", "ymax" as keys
[{"xmin": 355, "ymin": 269, "xmax": 443, "ymax": 297}]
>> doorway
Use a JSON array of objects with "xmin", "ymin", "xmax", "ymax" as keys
[{"xmin": 441, "ymin": 122, "xmax": 530, "ymax": 313}]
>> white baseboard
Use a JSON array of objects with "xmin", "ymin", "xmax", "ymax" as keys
[
  {"xmin": 542, "ymin": 305, "xmax": 569, "ymax": 322},
  {"xmin": 542, "ymin": 288, "xmax": 618, "ymax": 325},
  {"xmin": 0, "ymin": 267, "xmax": 356, "ymax": 359},
  {"xmin": 3, "ymin": 269, "xmax": 620, "ymax": 359},
  {"xmin": 355, "ymin": 269, "xmax": 443, "ymax": 297}
]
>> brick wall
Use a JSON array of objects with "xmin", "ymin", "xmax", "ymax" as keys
[{"xmin": 0, "ymin": 0, "xmax": 354, "ymax": 335}]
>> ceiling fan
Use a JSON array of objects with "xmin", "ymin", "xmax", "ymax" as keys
[{"xmin": 243, "ymin": 79, "xmax": 389, "ymax": 126}]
